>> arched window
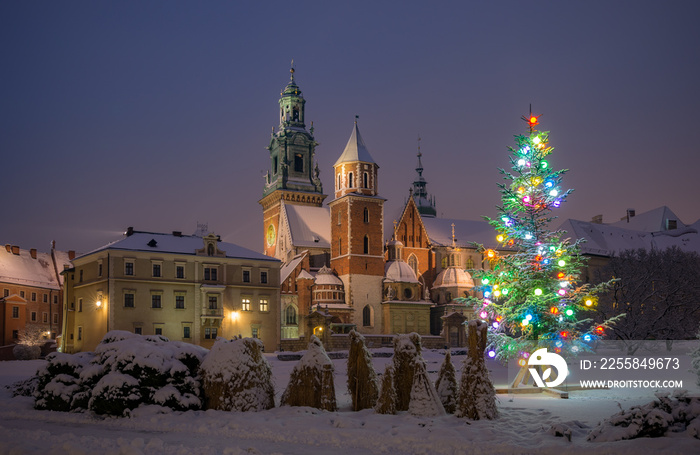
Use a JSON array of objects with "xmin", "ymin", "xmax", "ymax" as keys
[
  {"xmin": 363, "ymin": 172, "xmax": 368, "ymax": 188},
  {"xmin": 337, "ymin": 173, "xmax": 341, "ymax": 190},
  {"xmin": 363, "ymin": 235, "xmax": 369, "ymax": 254},
  {"xmin": 362, "ymin": 305, "xmax": 372, "ymax": 327},
  {"xmin": 348, "ymin": 172, "xmax": 354, "ymax": 188},
  {"xmin": 285, "ymin": 306, "xmax": 297, "ymax": 325},
  {"xmin": 408, "ymin": 254, "xmax": 418, "ymax": 276},
  {"xmin": 338, "ymin": 238, "xmax": 342, "ymax": 255},
  {"xmin": 466, "ymin": 257, "xmax": 474, "ymax": 269},
  {"xmin": 363, "ymin": 207, "xmax": 369, "ymax": 223},
  {"xmin": 441, "ymin": 256, "xmax": 448, "ymax": 269},
  {"xmin": 294, "ymin": 153, "xmax": 303, "ymax": 172},
  {"xmin": 207, "ymin": 244, "xmax": 214, "ymax": 256}
]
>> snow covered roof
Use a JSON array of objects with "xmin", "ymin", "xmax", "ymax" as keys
[
  {"xmin": 0, "ymin": 247, "xmax": 65, "ymax": 290},
  {"xmin": 557, "ymin": 218, "xmax": 700, "ymax": 256},
  {"xmin": 284, "ymin": 204, "xmax": 331, "ymax": 248},
  {"xmin": 432, "ymin": 267, "xmax": 474, "ymax": 289},
  {"xmin": 384, "ymin": 261, "xmax": 419, "ymax": 283},
  {"xmin": 334, "ymin": 122, "xmax": 376, "ymax": 166},
  {"xmin": 281, "ymin": 253, "xmax": 307, "ymax": 283},
  {"xmin": 79, "ymin": 231, "xmax": 278, "ymax": 262},
  {"xmin": 314, "ymin": 266, "xmax": 343, "ymax": 286},
  {"xmin": 421, "ymin": 218, "xmax": 500, "ymax": 249},
  {"xmin": 611, "ymin": 206, "xmax": 686, "ymax": 232}
]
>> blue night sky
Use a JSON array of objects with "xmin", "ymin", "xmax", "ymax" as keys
[{"xmin": 2, "ymin": 1, "xmax": 699, "ymax": 254}]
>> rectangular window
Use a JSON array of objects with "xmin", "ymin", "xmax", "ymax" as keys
[
  {"xmin": 260, "ymin": 271, "xmax": 268, "ymax": 284},
  {"xmin": 125, "ymin": 261, "xmax": 134, "ymax": 276},
  {"xmin": 183, "ymin": 326, "xmax": 191, "ymax": 339},
  {"xmin": 31, "ymin": 292, "xmax": 37, "ymax": 301},
  {"xmin": 176, "ymin": 265, "xmax": 185, "ymax": 279},
  {"xmin": 243, "ymin": 270, "xmax": 250, "ymax": 283},
  {"xmin": 70, "ymin": 301, "xmax": 74, "ymax": 310},
  {"xmin": 3, "ymin": 289, "xmax": 8, "ymax": 297},
  {"xmin": 124, "ymin": 293, "xmax": 135, "ymax": 308},
  {"xmin": 53, "ymin": 295, "xmax": 58, "ymax": 304},
  {"xmin": 175, "ymin": 295, "xmax": 185, "ymax": 309},
  {"xmin": 53, "ymin": 313, "xmax": 58, "ymax": 324},
  {"xmin": 152, "ymin": 263, "xmax": 161, "ymax": 277},
  {"xmin": 77, "ymin": 326, "xmax": 82, "ymax": 341},
  {"xmin": 78, "ymin": 298, "xmax": 83, "ymax": 312},
  {"xmin": 294, "ymin": 153, "xmax": 304, "ymax": 172},
  {"xmin": 204, "ymin": 328, "xmax": 218, "ymax": 339},
  {"xmin": 151, "ymin": 294, "xmax": 162, "ymax": 309},
  {"xmin": 20, "ymin": 291, "xmax": 25, "ymax": 298},
  {"xmin": 43, "ymin": 312, "xmax": 48, "ymax": 323},
  {"xmin": 208, "ymin": 295, "xmax": 218, "ymax": 309},
  {"xmin": 252, "ymin": 327, "xmax": 259, "ymax": 339},
  {"xmin": 134, "ymin": 327, "xmax": 142, "ymax": 335},
  {"xmin": 12, "ymin": 330, "xmax": 19, "ymax": 339},
  {"xmin": 155, "ymin": 327, "xmax": 163, "ymax": 336},
  {"xmin": 242, "ymin": 298, "xmax": 251, "ymax": 312},
  {"xmin": 31, "ymin": 311, "xmax": 37, "ymax": 322},
  {"xmin": 204, "ymin": 267, "xmax": 217, "ymax": 281},
  {"xmin": 43, "ymin": 294, "xmax": 48, "ymax": 303},
  {"xmin": 98, "ymin": 263, "xmax": 103, "ymax": 277},
  {"xmin": 259, "ymin": 298, "xmax": 269, "ymax": 312}
]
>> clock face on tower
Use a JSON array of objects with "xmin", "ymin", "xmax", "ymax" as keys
[{"xmin": 266, "ymin": 224, "xmax": 276, "ymax": 247}]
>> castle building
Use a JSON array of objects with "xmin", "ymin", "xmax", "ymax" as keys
[
  {"xmin": 0, "ymin": 242, "xmax": 73, "ymax": 346},
  {"xmin": 61, "ymin": 229, "xmax": 281, "ymax": 353}
]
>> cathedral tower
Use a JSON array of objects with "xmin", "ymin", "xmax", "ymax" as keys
[
  {"xmin": 259, "ymin": 66, "xmax": 326, "ymax": 259},
  {"xmin": 329, "ymin": 119, "xmax": 385, "ymax": 333}
]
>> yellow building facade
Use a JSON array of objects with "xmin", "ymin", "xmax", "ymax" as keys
[{"xmin": 62, "ymin": 230, "xmax": 281, "ymax": 353}]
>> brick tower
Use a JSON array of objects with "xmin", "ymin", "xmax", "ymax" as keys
[{"xmin": 329, "ymin": 118, "xmax": 385, "ymax": 334}]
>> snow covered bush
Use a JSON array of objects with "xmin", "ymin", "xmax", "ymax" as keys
[
  {"xmin": 199, "ymin": 337, "xmax": 274, "ymax": 412},
  {"xmin": 347, "ymin": 330, "xmax": 378, "ymax": 411},
  {"xmin": 690, "ymin": 326, "xmax": 700, "ymax": 387},
  {"xmin": 375, "ymin": 363, "xmax": 397, "ymax": 415},
  {"xmin": 435, "ymin": 350, "xmax": 458, "ymax": 414},
  {"xmin": 281, "ymin": 336, "xmax": 337, "ymax": 411},
  {"xmin": 33, "ymin": 330, "xmax": 207, "ymax": 416},
  {"xmin": 408, "ymin": 359, "xmax": 445, "ymax": 417},
  {"xmin": 456, "ymin": 320, "xmax": 498, "ymax": 420},
  {"xmin": 34, "ymin": 351, "xmax": 94, "ymax": 412},
  {"xmin": 392, "ymin": 333, "xmax": 422, "ymax": 411},
  {"xmin": 12, "ymin": 344, "xmax": 41, "ymax": 361},
  {"xmin": 588, "ymin": 394, "xmax": 700, "ymax": 441}
]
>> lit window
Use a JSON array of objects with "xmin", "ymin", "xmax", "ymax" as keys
[
  {"xmin": 259, "ymin": 298, "xmax": 269, "ymax": 312},
  {"xmin": 252, "ymin": 327, "xmax": 259, "ymax": 339},
  {"xmin": 242, "ymin": 298, "xmax": 251, "ymax": 311}
]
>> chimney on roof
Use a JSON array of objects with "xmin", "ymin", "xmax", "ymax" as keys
[
  {"xmin": 626, "ymin": 208, "xmax": 635, "ymax": 223},
  {"xmin": 11, "ymin": 245, "xmax": 20, "ymax": 255},
  {"xmin": 126, "ymin": 226, "xmax": 134, "ymax": 237},
  {"xmin": 591, "ymin": 214, "xmax": 603, "ymax": 224},
  {"xmin": 172, "ymin": 231, "xmax": 182, "ymax": 237},
  {"xmin": 30, "ymin": 248, "xmax": 37, "ymax": 259},
  {"xmin": 68, "ymin": 251, "xmax": 76, "ymax": 260},
  {"xmin": 5, "ymin": 244, "xmax": 10, "ymax": 253}
]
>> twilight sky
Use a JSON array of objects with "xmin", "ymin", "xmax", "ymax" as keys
[{"xmin": 2, "ymin": 1, "xmax": 699, "ymax": 255}]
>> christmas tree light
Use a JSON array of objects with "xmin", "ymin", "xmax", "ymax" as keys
[{"xmin": 458, "ymin": 109, "xmax": 619, "ymax": 362}]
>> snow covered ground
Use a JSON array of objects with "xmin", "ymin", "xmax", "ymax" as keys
[{"xmin": 1, "ymin": 348, "xmax": 698, "ymax": 455}]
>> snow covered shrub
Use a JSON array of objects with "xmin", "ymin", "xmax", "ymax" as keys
[
  {"xmin": 34, "ymin": 351, "xmax": 94, "ymax": 411},
  {"xmin": 281, "ymin": 336, "xmax": 337, "ymax": 411},
  {"xmin": 435, "ymin": 350, "xmax": 458, "ymax": 414},
  {"xmin": 409, "ymin": 359, "xmax": 445, "ymax": 417},
  {"xmin": 456, "ymin": 320, "xmax": 498, "ymax": 420},
  {"xmin": 392, "ymin": 333, "xmax": 422, "ymax": 411},
  {"xmin": 12, "ymin": 344, "xmax": 41, "ymax": 360},
  {"xmin": 199, "ymin": 337, "xmax": 274, "ymax": 412},
  {"xmin": 588, "ymin": 395, "xmax": 700, "ymax": 441},
  {"xmin": 375, "ymin": 363, "xmax": 397, "ymax": 415},
  {"xmin": 84, "ymin": 331, "xmax": 207, "ymax": 415},
  {"xmin": 347, "ymin": 330, "xmax": 378, "ymax": 411}
]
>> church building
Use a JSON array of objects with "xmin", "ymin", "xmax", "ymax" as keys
[{"xmin": 260, "ymin": 67, "xmax": 508, "ymax": 347}]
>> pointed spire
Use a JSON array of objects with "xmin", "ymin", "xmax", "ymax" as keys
[
  {"xmin": 411, "ymin": 136, "xmax": 436, "ymax": 217},
  {"xmin": 334, "ymin": 118, "xmax": 376, "ymax": 165}
]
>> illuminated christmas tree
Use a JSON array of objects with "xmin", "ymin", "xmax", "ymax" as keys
[{"xmin": 463, "ymin": 111, "xmax": 617, "ymax": 365}]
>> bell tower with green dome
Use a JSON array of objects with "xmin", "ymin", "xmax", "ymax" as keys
[{"xmin": 259, "ymin": 64, "xmax": 327, "ymax": 258}]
